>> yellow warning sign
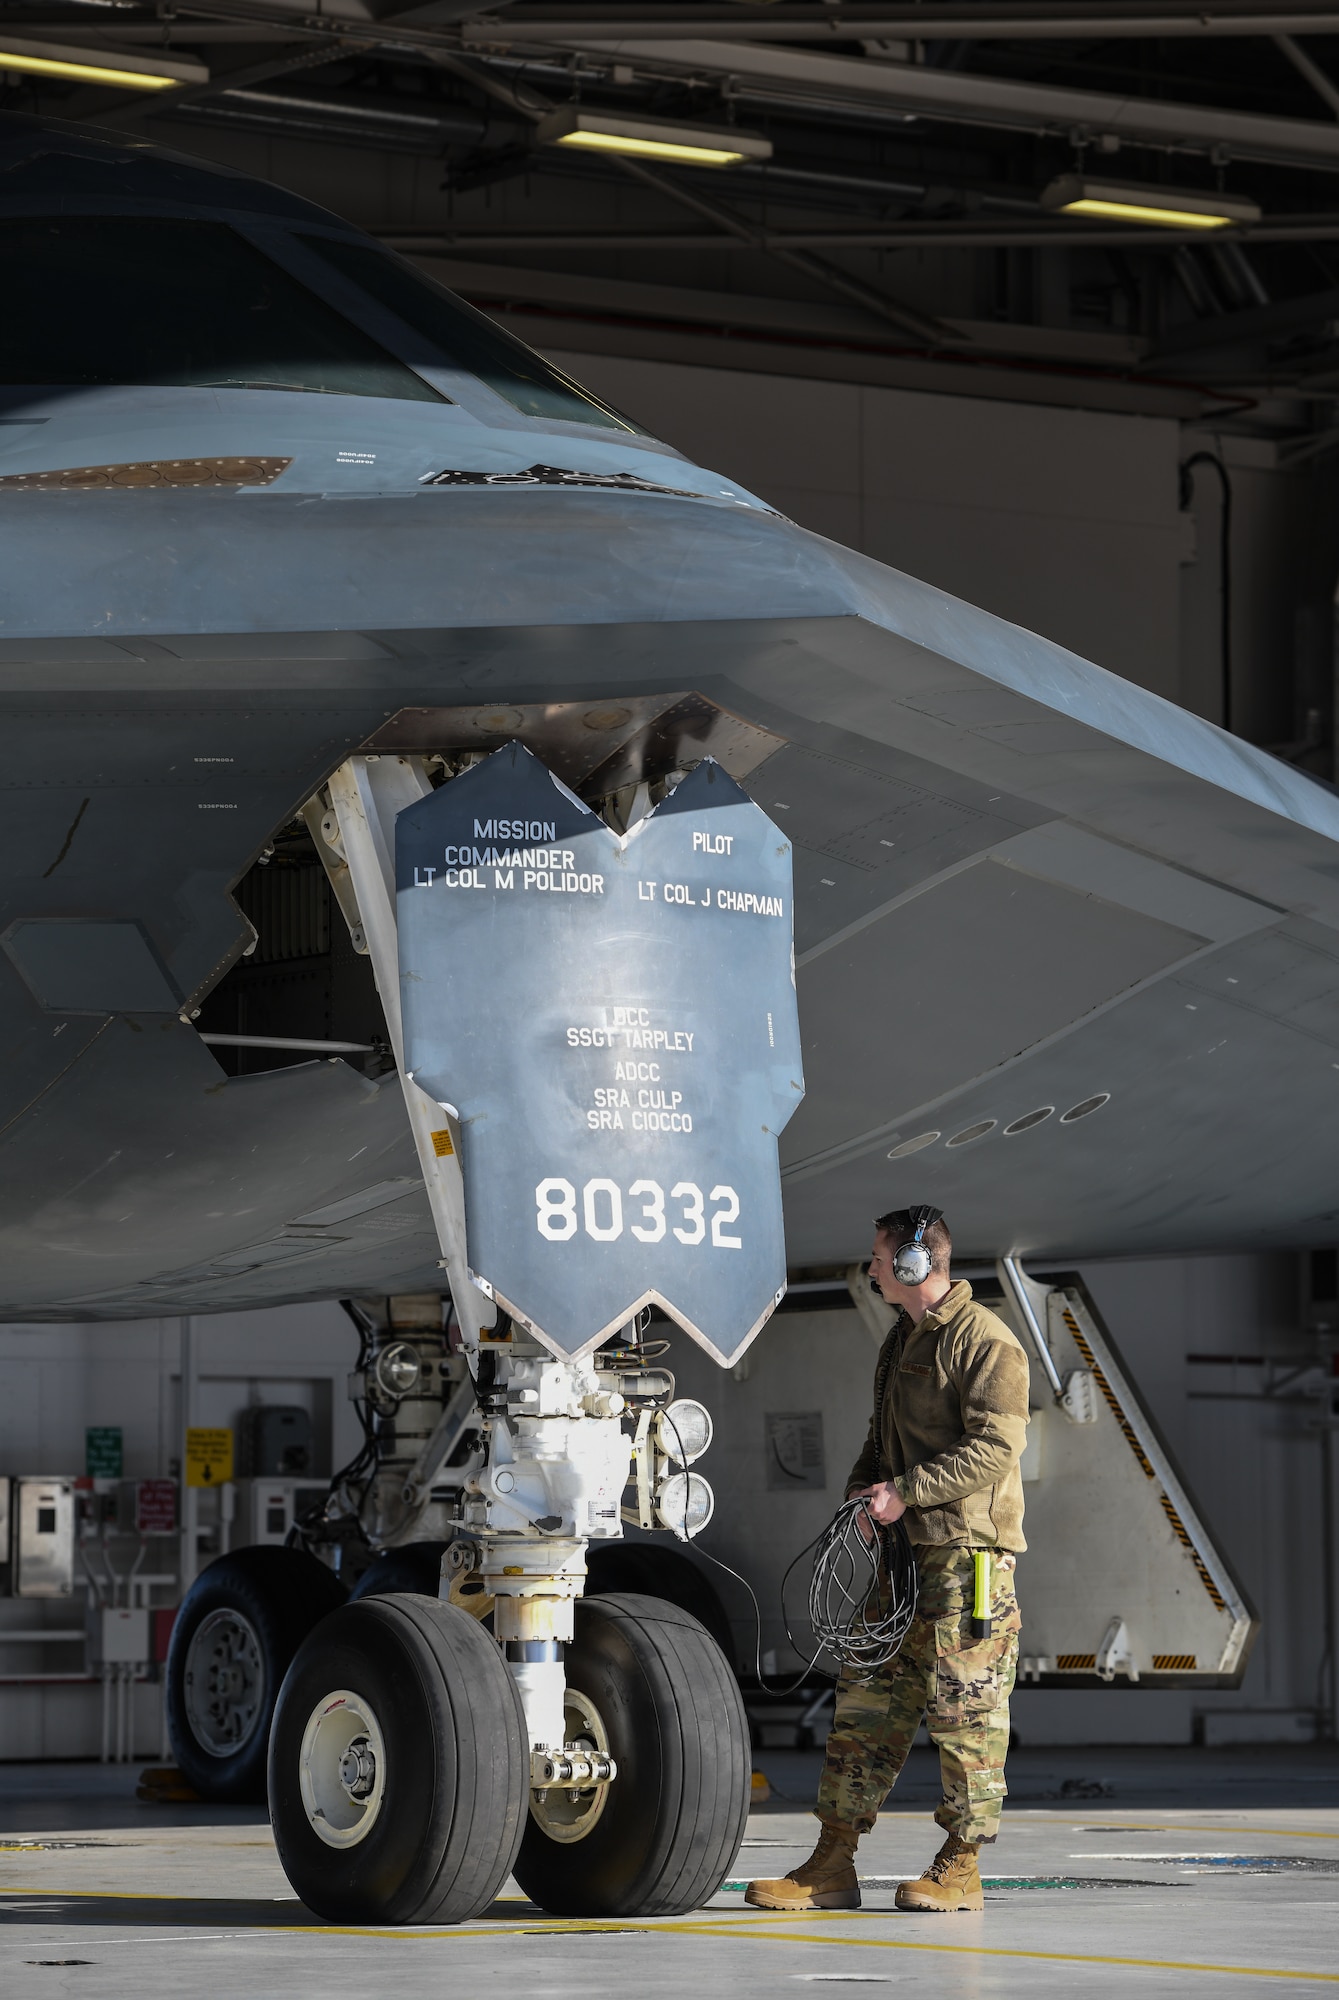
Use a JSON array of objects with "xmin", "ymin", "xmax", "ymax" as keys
[
  {"xmin": 430, "ymin": 1128, "xmax": 455, "ymax": 1157},
  {"xmin": 185, "ymin": 1427, "xmax": 234, "ymax": 1488}
]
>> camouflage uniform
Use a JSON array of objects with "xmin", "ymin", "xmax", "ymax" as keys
[
  {"xmin": 815, "ymin": 1544, "xmax": 1020, "ymax": 1844},
  {"xmin": 815, "ymin": 1279, "xmax": 1029, "ymax": 1846}
]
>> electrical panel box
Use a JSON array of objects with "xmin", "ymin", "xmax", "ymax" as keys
[
  {"xmin": 13, "ymin": 1478, "xmax": 75, "ymax": 1597},
  {"xmin": 87, "ymin": 1604, "xmax": 150, "ymax": 1665},
  {"xmin": 236, "ymin": 1405, "xmax": 314, "ymax": 1478},
  {"xmin": 243, "ymin": 1477, "xmax": 329, "ymax": 1548}
]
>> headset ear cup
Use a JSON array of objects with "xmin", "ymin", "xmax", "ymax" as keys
[{"xmin": 892, "ymin": 1242, "xmax": 932, "ymax": 1286}]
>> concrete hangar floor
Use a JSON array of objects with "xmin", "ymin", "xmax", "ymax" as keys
[{"xmin": 0, "ymin": 1747, "xmax": 1335, "ymax": 1996}]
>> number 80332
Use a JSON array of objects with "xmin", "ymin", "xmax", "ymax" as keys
[{"xmin": 536, "ymin": 1178, "xmax": 741, "ymax": 1249}]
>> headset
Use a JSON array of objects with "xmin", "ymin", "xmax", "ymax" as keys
[{"xmin": 887, "ymin": 1204, "xmax": 944, "ymax": 1288}]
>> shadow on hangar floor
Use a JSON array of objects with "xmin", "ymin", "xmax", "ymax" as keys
[{"xmin": 1, "ymin": 114, "xmax": 1338, "ymax": 1320}]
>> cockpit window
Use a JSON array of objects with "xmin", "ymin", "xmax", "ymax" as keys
[
  {"xmin": 294, "ymin": 234, "xmax": 648, "ymax": 433},
  {"xmin": 0, "ymin": 217, "xmax": 447, "ymax": 402}
]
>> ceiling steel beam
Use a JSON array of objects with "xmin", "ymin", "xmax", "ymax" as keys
[
  {"xmin": 373, "ymin": 218, "xmax": 1339, "ymax": 250},
  {"xmin": 461, "ymin": 4, "xmax": 1339, "ymax": 43},
  {"xmin": 512, "ymin": 36, "xmax": 1339, "ymax": 172}
]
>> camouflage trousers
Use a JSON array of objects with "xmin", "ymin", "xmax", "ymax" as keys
[{"xmin": 815, "ymin": 1545, "xmax": 1021, "ymax": 1846}]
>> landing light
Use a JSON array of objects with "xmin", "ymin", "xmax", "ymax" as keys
[
  {"xmin": 1040, "ymin": 174, "xmax": 1260, "ymax": 231},
  {"xmin": 0, "ymin": 35, "xmax": 206, "ymax": 90},
  {"xmin": 655, "ymin": 1471, "xmax": 714, "ymax": 1540},
  {"xmin": 536, "ymin": 107, "xmax": 772, "ymax": 169},
  {"xmin": 654, "ymin": 1398, "xmax": 713, "ymax": 1467}
]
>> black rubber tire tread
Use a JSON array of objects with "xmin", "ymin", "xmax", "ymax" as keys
[
  {"xmin": 268, "ymin": 1593, "xmax": 528, "ymax": 1925},
  {"xmin": 583, "ymin": 1540, "xmax": 735, "ymax": 1666},
  {"xmin": 347, "ymin": 1542, "xmax": 451, "ymax": 1601},
  {"xmin": 513, "ymin": 1592, "xmax": 750, "ymax": 1919},
  {"xmin": 166, "ymin": 1545, "xmax": 347, "ymax": 1803}
]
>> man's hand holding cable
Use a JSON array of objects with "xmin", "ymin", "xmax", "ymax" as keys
[{"xmin": 851, "ymin": 1478, "xmax": 907, "ymax": 1530}]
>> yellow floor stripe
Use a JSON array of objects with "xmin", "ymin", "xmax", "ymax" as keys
[
  {"xmin": 1011, "ymin": 1818, "xmax": 1339, "ymax": 1843},
  {"xmin": 664, "ymin": 1918, "xmax": 1339, "ymax": 1981}
]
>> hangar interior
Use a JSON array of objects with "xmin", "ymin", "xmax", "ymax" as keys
[
  {"xmin": 0, "ymin": 1249, "xmax": 1333, "ymax": 1761},
  {"xmin": 2, "ymin": 4, "xmax": 1339, "ymax": 1991}
]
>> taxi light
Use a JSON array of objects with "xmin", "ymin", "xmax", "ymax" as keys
[
  {"xmin": 536, "ymin": 108, "xmax": 771, "ymax": 169},
  {"xmin": 654, "ymin": 1471, "xmax": 715, "ymax": 1540},
  {"xmin": 0, "ymin": 35, "xmax": 207, "ymax": 91},
  {"xmin": 654, "ymin": 1399, "xmax": 713, "ymax": 1467},
  {"xmin": 1040, "ymin": 174, "xmax": 1260, "ymax": 231}
]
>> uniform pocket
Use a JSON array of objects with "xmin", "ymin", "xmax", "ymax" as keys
[
  {"xmin": 929, "ymin": 1585, "xmax": 1021, "ymax": 1727},
  {"xmin": 931, "ymin": 1617, "xmax": 1005, "ymax": 1725}
]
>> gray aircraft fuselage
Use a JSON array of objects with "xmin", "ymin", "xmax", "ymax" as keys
[{"xmin": 3, "ymin": 112, "xmax": 1338, "ymax": 1326}]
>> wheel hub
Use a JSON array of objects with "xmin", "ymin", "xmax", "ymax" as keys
[
  {"xmin": 299, "ymin": 1690, "xmax": 388, "ymax": 1849},
  {"xmin": 182, "ymin": 1609, "xmax": 265, "ymax": 1757},
  {"xmin": 529, "ymin": 1686, "xmax": 614, "ymax": 1845},
  {"xmin": 337, "ymin": 1738, "xmax": 377, "ymax": 1800}
]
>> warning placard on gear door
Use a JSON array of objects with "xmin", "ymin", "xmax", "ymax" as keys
[{"xmin": 397, "ymin": 744, "xmax": 803, "ymax": 1364}]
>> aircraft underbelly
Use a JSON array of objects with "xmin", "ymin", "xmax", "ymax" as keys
[{"xmin": 2, "ymin": 489, "xmax": 1339, "ymax": 1311}]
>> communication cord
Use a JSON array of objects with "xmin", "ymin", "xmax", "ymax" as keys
[{"xmin": 688, "ymin": 1493, "xmax": 919, "ymax": 1698}]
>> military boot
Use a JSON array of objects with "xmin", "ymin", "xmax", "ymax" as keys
[
  {"xmin": 895, "ymin": 1832, "xmax": 984, "ymax": 1913},
  {"xmin": 744, "ymin": 1822, "xmax": 861, "ymax": 1911}
]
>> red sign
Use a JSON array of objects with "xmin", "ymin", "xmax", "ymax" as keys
[{"xmin": 136, "ymin": 1479, "xmax": 177, "ymax": 1533}]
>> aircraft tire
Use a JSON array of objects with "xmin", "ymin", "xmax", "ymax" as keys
[
  {"xmin": 346, "ymin": 1541, "xmax": 451, "ymax": 1601},
  {"xmin": 268, "ymin": 1594, "xmax": 528, "ymax": 1924},
  {"xmin": 513, "ymin": 1592, "xmax": 749, "ymax": 1918},
  {"xmin": 583, "ymin": 1540, "xmax": 736, "ymax": 1666},
  {"xmin": 166, "ymin": 1546, "xmax": 347, "ymax": 1803}
]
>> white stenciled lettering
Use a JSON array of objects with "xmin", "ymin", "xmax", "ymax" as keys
[
  {"xmin": 692, "ymin": 831, "xmax": 734, "ymax": 855},
  {"xmin": 615, "ymin": 1060, "xmax": 660, "ymax": 1082},
  {"xmin": 534, "ymin": 1175, "xmax": 737, "ymax": 1244},
  {"xmin": 414, "ymin": 866, "xmax": 436, "ymax": 887},
  {"xmin": 494, "ymin": 868, "xmax": 514, "ymax": 890},
  {"xmin": 536, "ymin": 1179, "xmax": 577, "ymax": 1240},
  {"xmin": 567, "ymin": 1027, "xmax": 618, "ymax": 1048},
  {"xmin": 671, "ymin": 1182, "xmax": 706, "ymax": 1245},
  {"xmin": 632, "ymin": 1110, "xmax": 693, "ymax": 1133},
  {"xmin": 664, "ymin": 882, "xmax": 696, "ymax": 906},
  {"xmin": 628, "ymin": 1179, "xmax": 666, "ymax": 1243},
  {"xmin": 586, "ymin": 1108, "xmax": 625, "ymax": 1130},
  {"xmin": 582, "ymin": 1179, "xmax": 623, "ymax": 1242},
  {"xmin": 475, "ymin": 818, "xmax": 557, "ymax": 841},
  {"xmin": 710, "ymin": 1185, "xmax": 742, "ymax": 1249},
  {"xmin": 714, "ymin": 889, "xmax": 783, "ymax": 916}
]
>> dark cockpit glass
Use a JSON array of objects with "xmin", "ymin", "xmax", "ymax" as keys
[
  {"xmin": 294, "ymin": 233, "xmax": 647, "ymax": 433},
  {"xmin": 0, "ymin": 217, "xmax": 447, "ymax": 402}
]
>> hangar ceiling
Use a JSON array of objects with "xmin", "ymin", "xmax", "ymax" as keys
[{"xmin": 11, "ymin": 2, "xmax": 1339, "ymax": 435}]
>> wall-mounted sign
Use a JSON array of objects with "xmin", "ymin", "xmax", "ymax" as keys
[
  {"xmin": 765, "ymin": 1411, "xmax": 827, "ymax": 1491},
  {"xmin": 85, "ymin": 1426, "xmax": 123, "ymax": 1479},
  {"xmin": 184, "ymin": 1427, "xmax": 233, "ymax": 1488}
]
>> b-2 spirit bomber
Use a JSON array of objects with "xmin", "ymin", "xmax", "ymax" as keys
[{"xmin": 1, "ymin": 111, "xmax": 1336, "ymax": 1922}]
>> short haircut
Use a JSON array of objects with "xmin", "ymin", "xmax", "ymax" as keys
[{"xmin": 874, "ymin": 1208, "xmax": 952, "ymax": 1277}]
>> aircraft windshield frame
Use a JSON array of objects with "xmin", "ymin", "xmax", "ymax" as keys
[{"xmin": 0, "ymin": 214, "xmax": 451, "ymax": 405}]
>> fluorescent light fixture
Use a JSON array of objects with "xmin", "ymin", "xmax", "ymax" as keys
[
  {"xmin": 0, "ymin": 36, "xmax": 206, "ymax": 90},
  {"xmin": 536, "ymin": 107, "xmax": 771, "ymax": 168},
  {"xmin": 1040, "ymin": 174, "xmax": 1260, "ymax": 231}
]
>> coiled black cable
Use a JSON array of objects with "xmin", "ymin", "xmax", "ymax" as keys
[{"xmin": 805, "ymin": 1498, "xmax": 918, "ymax": 1679}]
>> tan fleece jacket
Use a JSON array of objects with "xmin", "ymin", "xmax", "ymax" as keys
[{"xmin": 845, "ymin": 1279, "xmax": 1030, "ymax": 1551}]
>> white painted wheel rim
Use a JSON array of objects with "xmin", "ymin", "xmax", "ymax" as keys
[
  {"xmin": 183, "ymin": 1608, "xmax": 265, "ymax": 1758},
  {"xmin": 529, "ymin": 1686, "xmax": 612, "ymax": 1846},
  {"xmin": 298, "ymin": 1689, "xmax": 388, "ymax": 1850}
]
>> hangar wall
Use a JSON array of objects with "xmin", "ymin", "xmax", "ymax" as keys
[
  {"xmin": 543, "ymin": 346, "xmax": 1189, "ymax": 707},
  {"xmin": 0, "ymin": 1262, "xmax": 1327, "ymax": 1757}
]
